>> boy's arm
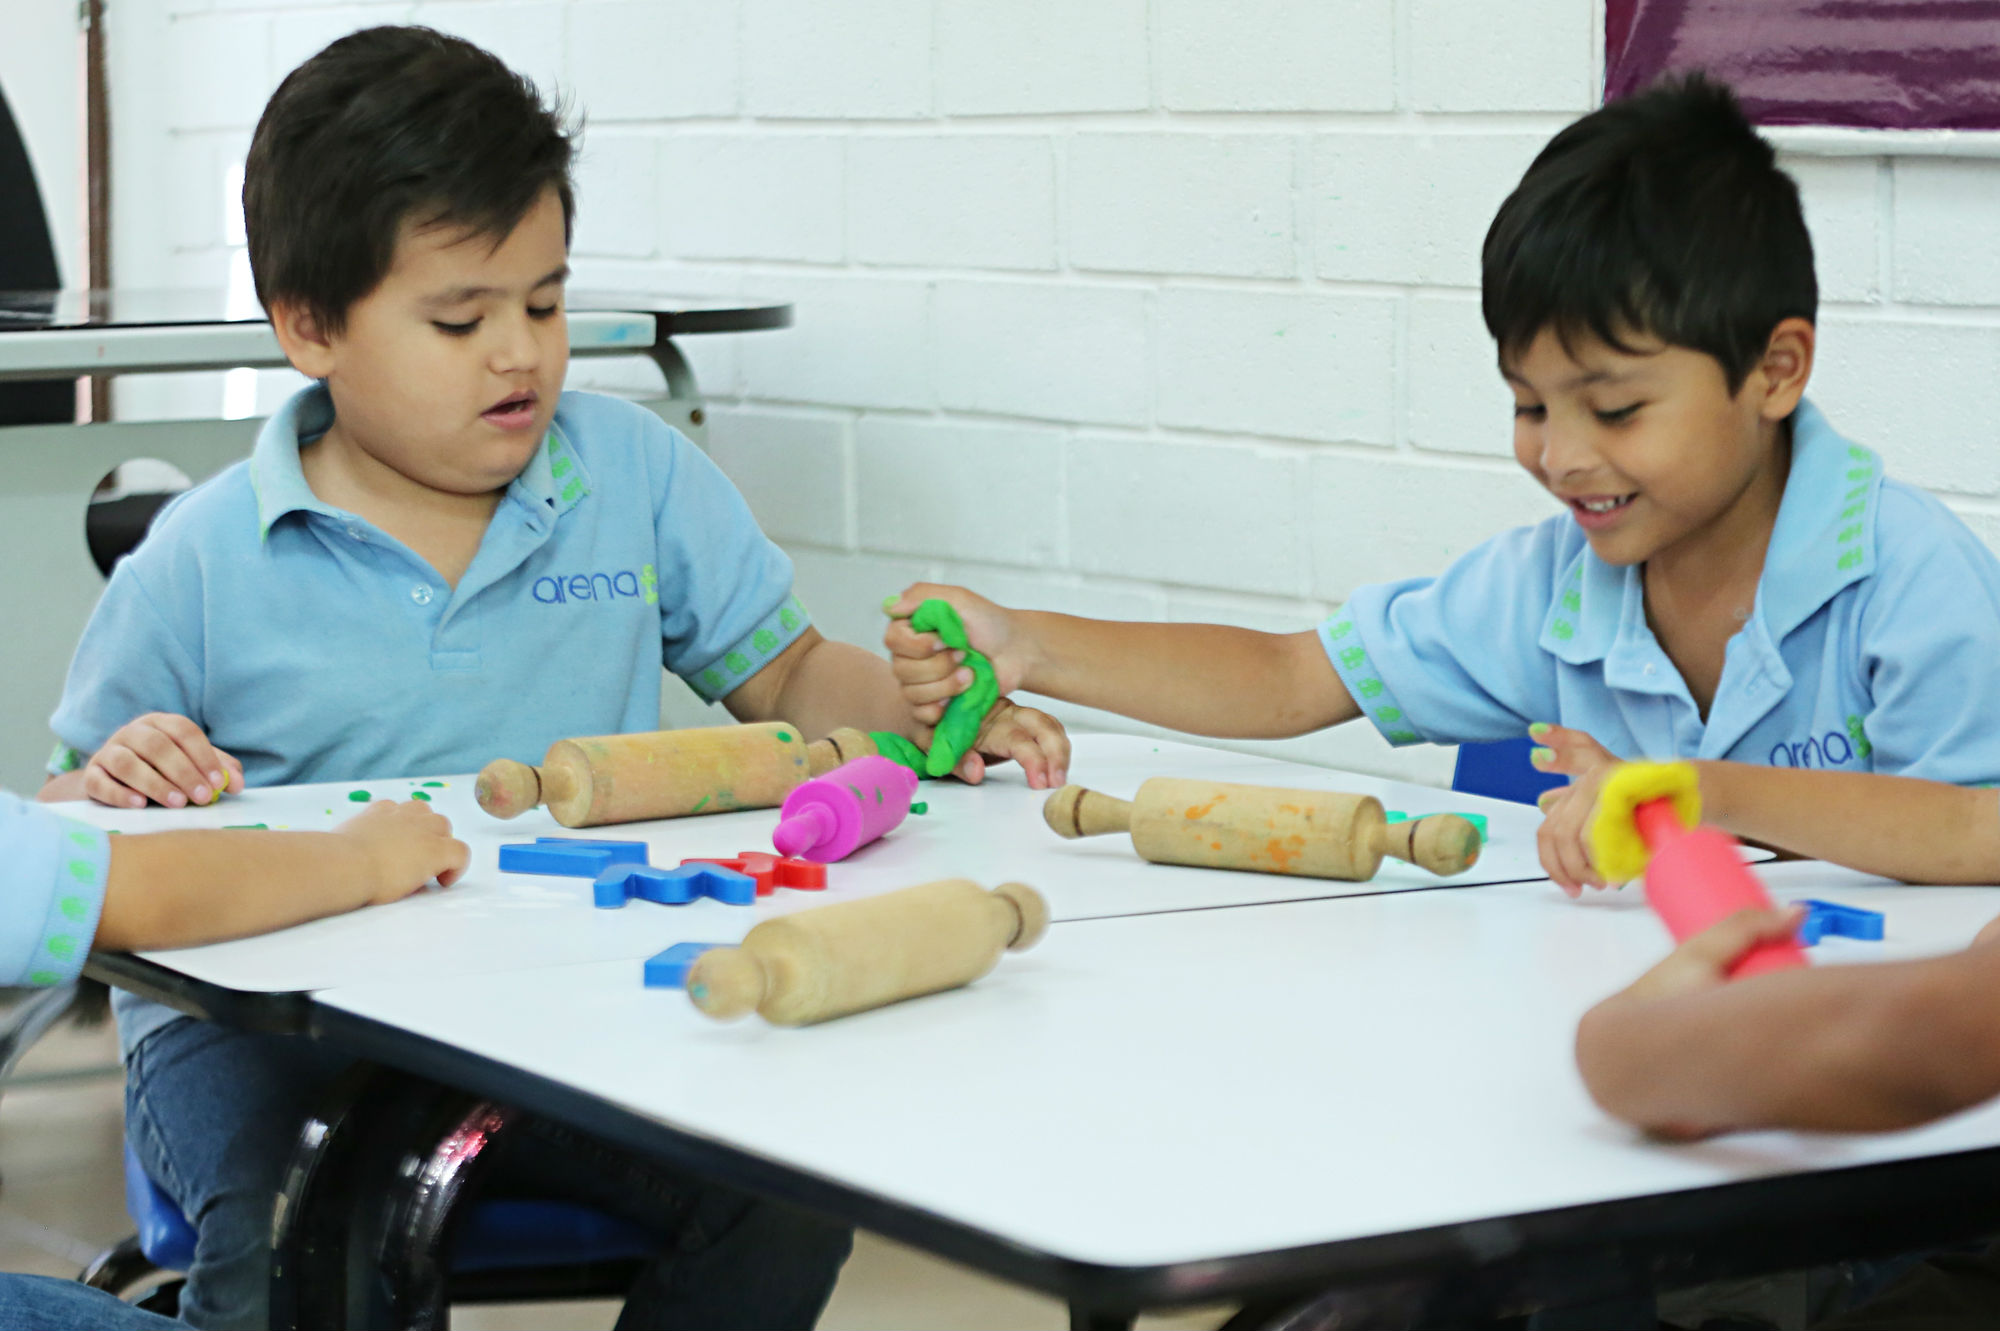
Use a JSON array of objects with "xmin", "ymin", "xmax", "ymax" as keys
[
  {"xmin": 884, "ymin": 584, "xmax": 1359, "ymax": 739},
  {"xmin": 1534, "ymin": 725, "xmax": 2000, "ymax": 886},
  {"xmin": 1693, "ymin": 761, "xmax": 2000, "ymax": 884},
  {"xmin": 1578, "ymin": 908, "xmax": 2000, "ymax": 1136},
  {"xmin": 95, "ymin": 801, "xmax": 469, "ymax": 951},
  {"xmin": 721, "ymin": 626, "xmax": 1072, "ymax": 787}
]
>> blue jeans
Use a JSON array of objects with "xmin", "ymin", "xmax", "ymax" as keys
[
  {"xmin": 0, "ymin": 1275, "xmax": 178, "ymax": 1330},
  {"xmin": 126, "ymin": 1019, "xmax": 852, "ymax": 1330}
]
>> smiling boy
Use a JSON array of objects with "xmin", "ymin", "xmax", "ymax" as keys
[
  {"xmin": 886, "ymin": 76, "xmax": 2000, "ymax": 889},
  {"xmin": 39, "ymin": 26, "xmax": 1064, "ymax": 1329}
]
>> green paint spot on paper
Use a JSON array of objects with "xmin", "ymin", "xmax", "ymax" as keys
[
  {"xmin": 349, "ymin": 790, "xmax": 371, "ymax": 802},
  {"xmin": 910, "ymin": 802, "xmax": 928, "ymax": 815},
  {"xmin": 412, "ymin": 791, "xmax": 431, "ymax": 802},
  {"xmin": 422, "ymin": 781, "xmax": 445, "ymax": 788},
  {"xmin": 224, "ymin": 823, "xmax": 268, "ymax": 830}
]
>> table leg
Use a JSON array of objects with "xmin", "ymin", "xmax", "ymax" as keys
[{"xmin": 641, "ymin": 336, "xmax": 707, "ymax": 446}]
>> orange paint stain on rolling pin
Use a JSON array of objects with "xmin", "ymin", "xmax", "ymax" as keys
[
  {"xmin": 1045, "ymin": 777, "xmax": 1481, "ymax": 882},
  {"xmin": 477, "ymin": 723, "xmax": 879, "ymax": 828}
]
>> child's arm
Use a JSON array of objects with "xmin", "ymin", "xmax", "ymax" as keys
[
  {"xmin": 1577, "ymin": 907, "xmax": 2000, "ymax": 1136},
  {"xmin": 1533, "ymin": 723, "xmax": 2000, "ymax": 887},
  {"xmin": 721, "ymin": 625, "xmax": 1073, "ymax": 788},
  {"xmin": 40, "ymin": 713, "xmax": 244, "ymax": 809},
  {"xmin": 883, "ymin": 583, "xmax": 1360, "ymax": 739},
  {"xmin": 95, "ymin": 800, "xmax": 469, "ymax": 951}
]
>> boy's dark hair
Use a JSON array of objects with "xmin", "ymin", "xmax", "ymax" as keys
[
  {"xmin": 1482, "ymin": 73, "xmax": 1816, "ymax": 391},
  {"xmin": 244, "ymin": 26, "xmax": 575, "ymax": 334}
]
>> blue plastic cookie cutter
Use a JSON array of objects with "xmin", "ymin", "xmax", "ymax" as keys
[
  {"xmin": 1796, "ymin": 898, "xmax": 1885, "ymax": 946},
  {"xmin": 498, "ymin": 837, "xmax": 648, "ymax": 878},
  {"xmin": 644, "ymin": 942, "xmax": 725, "ymax": 988},
  {"xmin": 595, "ymin": 863, "xmax": 757, "ymax": 909}
]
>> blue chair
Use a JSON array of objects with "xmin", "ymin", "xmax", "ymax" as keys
[
  {"xmin": 1451, "ymin": 735, "xmax": 1567, "ymax": 806},
  {"xmin": 83, "ymin": 1137, "xmax": 658, "ymax": 1319}
]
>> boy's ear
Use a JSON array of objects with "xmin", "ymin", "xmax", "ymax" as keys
[
  {"xmin": 268, "ymin": 299, "xmax": 338, "ymax": 379},
  {"xmin": 1754, "ymin": 317, "xmax": 1814, "ymax": 421}
]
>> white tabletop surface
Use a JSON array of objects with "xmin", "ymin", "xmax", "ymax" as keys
[
  {"xmin": 317, "ymin": 860, "xmax": 2000, "ymax": 1271},
  {"xmin": 61, "ymin": 734, "xmax": 1558, "ymax": 994}
]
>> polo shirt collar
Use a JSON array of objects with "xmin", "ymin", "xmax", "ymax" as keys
[
  {"xmin": 1535, "ymin": 396, "xmax": 1877, "ymax": 667},
  {"xmin": 250, "ymin": 384, "xmax": 592, "ymax": 538},
  {"xmin": 249, "ymin": 384, "xmax": 345, "ymax": 539}
]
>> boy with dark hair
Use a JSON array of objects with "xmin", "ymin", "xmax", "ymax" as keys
[
  {"xmin": 885, "ymin": 74, "xmax": 2000, "ymax": 891},
  {"xmin": 44, "ymin": 26, "xmax": 1065, "ymax": 1328}
]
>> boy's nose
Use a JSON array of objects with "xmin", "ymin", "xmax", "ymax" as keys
[
  {"xmin": 489, "ymin": 312, "xmax": 544, "ymax": 373},
  {"xmin": 1537, "ymin": 419, "xmax": 1597, "ymax": 480}
]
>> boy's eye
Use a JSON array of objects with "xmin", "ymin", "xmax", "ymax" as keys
[
  {"xmin": 1512, "ymin": 404, "xmax": 1546, "ymax": 421},
  {"xmin": 433, "ymin": 319, "xmax": 480, "ymax": 336},
  {"xmin": 528, "ymin": 304, "xmax": 559, "ymax": 320},
  {"xmin": 1594, "ymin": 403, "xmax": 1642, "ymax": 425}
]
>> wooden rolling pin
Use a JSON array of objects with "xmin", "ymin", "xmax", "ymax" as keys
[
  {"xmin": 476, "ymin": 723, "xmax": 878, "ymax": 827},
  {"xmin": 686, "ymin": 879, "xmax": 1048, "ymax": 1026},
  {"xmin": 1044, "ymin": 778, "xmax": 1481, "ymax": 880}
]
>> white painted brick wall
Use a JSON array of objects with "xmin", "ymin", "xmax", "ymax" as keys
[
  {"xmin": 1154, "ymin": 0, "xmax": 1395, "ymax": 113},
  {"xmin": 1069, "ymin": 134, "xmax": 1298, "ymax": 278},
  {"xmin": 848, "ymin": 136, "xmax": 1057, "ymax": 271},
  {"xmin": 935, "ymin": 0, "xmax": 1149, "ymax": 116},
  {"xmin": 92, "ymin": 0, "xmax": 2000, "ymax": 790}
]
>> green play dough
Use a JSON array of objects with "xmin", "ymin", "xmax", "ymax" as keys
[
  {"xmin": 909, "ymin": 599, "xmax": 998, "ymax": 779},
  {"xmin": 868, "ymin": 731, "xmax": 930, "ymax": 776}
]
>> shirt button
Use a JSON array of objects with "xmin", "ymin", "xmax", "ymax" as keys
[
  {"xmin": 411, "ymin": 585, "xmax": 434, "ymax": 606},
  {"xmin": 1643, "ymin": 663, "xmax": 1656, "ymax": 676},
  {"xmin": 345, "ymin": 525, "xmax": 365, "ymax": 541}
]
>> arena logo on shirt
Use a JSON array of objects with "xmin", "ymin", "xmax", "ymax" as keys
[
  {"xmin": 1767, "ymin": 716, "xmax": 1871, "ymax": 769},
  {"xmin": 531, "ymin": 563, "xmax": 659, "ymax": 606}
]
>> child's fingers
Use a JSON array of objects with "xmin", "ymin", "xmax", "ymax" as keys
[
  {"xmin": 1005, "ymin": 709, "xmax": 1070, "ymax": 789},
  {"xmin": 1536, "ymin": 816, "xmax": 1581, "ymax": 898},
  {"xmin": 890, "ymin": 645, "xmax": 962, "ymax": 688},
  {"xmin": 1684, "ymin": 906, "xmax": 1805, "ymax": 969},
  {"xmin": 91, "ymin": 745, "xmax": 192, "ymax": 809},
  {"xmin": 910, "ymin": 699, "xmax": 947, "ymax": 725},
  {"xmin": 884, "ymin": 620, "xmax": 950, "ymax": 660},
  {"xmin": 900, "ymin": 668, "xmax": 975, "ymax": 708},
  {"xmin": 883, "ymin": 582, "xmax": 953, "ymax": 621},
  {"xmin": 82, "ymin": 762, "xmax": 148, "ymax": 810},
  {"xmin": 123, "ymin": 722, "xmax": 220, "ymax": 806},
  {"xmin": 1527, "ymin": 721, "xmax": 1611, "ymax": 776},
  {"xmin": 949, "ymin": 750, "xmax": 988, "ymax": 785},
  {"xmin": 147, "ymin": 714, "xmax": 233, "ymax": 802}
]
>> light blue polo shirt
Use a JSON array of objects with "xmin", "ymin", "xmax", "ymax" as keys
[
  {"xmin": 50, "ymin": 383, "xmax": 809, "ymax": 1052},
  {"xmin": 1320, "ymin": 399, "xmax": 2000, "ymax": 784},
  {"xmin": 0, "ymin": 793, "xmax": 110, "ymax": 989}
]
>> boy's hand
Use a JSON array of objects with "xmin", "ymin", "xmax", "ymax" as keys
[
  {"xmin": 337, "ymin": 800, "xmax": 470, "ymax": 903},
  {"xmin": 949, "ymin": 698, "xmax": 1072, "ymax": 790},
  {"xmin": 884, "ymin": 583, "xmax": 1031, "ymax": 724},
  {"xmin": 1615, "ymin": 905, "xmax": 1808, "ymax": 1004},
  {"xmin": 1528, "ymin": 722, "xmax": 1620, "ymax": 897},
  {"xmin": 84, "ymin": 713, "xmax": 245, "ymax": 810}
]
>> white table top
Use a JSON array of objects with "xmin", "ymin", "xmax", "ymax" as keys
[
  {"xmin": 63, "ymin": 734, "xmax": 1557, "ymax": 994},
  {"xmin": 317, "ymin": 860, "xmax": 2000, "ymax": 1273}
]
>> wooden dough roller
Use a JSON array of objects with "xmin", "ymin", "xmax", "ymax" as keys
[
  {"xmin": 476, "ymin": 722, "xmax": 878, "ymax": 827},
  {"xmin": 1044, "ymin": 777, "xmax": 1481, "ymax": 880},
  {"xmin": 687, "ymin": 879, "xmax": 1048, "ymax": 1026}
]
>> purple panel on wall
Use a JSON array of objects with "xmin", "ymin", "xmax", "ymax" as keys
[{"xmin": 1606, "ymin": 0, "xmax": 2000, "ymax": 130}]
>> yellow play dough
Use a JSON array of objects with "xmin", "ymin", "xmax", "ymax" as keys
[{"xmin": 1588, "ymin": 761, "xmax": 1702, "ymax": 882}]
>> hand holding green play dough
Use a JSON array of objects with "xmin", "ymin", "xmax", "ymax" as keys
[{"xmin": 882, "ymin": 598, "xmax": 1000, "ymax": 779}]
